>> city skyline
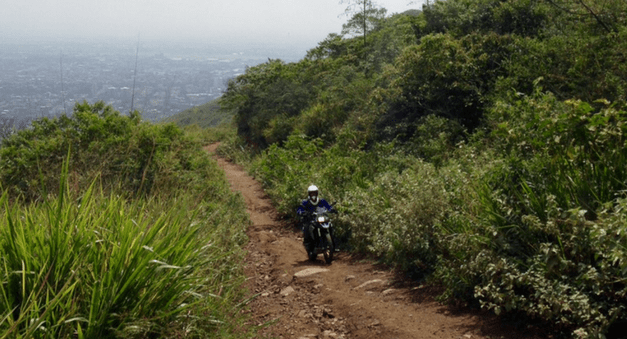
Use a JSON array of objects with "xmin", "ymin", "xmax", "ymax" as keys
[
  {"xmin": 0, "ymin": 41, "xmax": 274, "ymax": 123},
  {"xmin": 1, "ymin": 1, "xmax": 426, "ymax": 125}
]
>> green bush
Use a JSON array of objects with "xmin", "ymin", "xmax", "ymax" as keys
[
  {"xmin": 421, "ymin": 0, "xmax": 550, "ymax": 37},
  {"xmin": 467, "ymin": 93, "xmax": 627, "ymax": 336},
  {"xmin": 0, "ymin": 101, "xmax": 212, "ymax": 201},
  {"xmin": 163, "ymin": 99, "xmax": 233, "ymax": 129},
  {"xmin": 0, "ymin": 101, "xmax": 254, "ymax": 338},
  {"xmin": 220, "ymin": 59, "xmax": 317, "ymax": 148},
  {"xmin": 377, "ymin": 32, "xmax": 515, "ymax": 140},
  {"xmin": 494, "ymin": 28, "xmax": 627, "ymax": 105},
  {"xmin": 410, "ymin": 114, "xmax": 466, "ymax": 166},
  {"xmin": 0, "ymin": 164, "xmax": 250, "ymax": 338},
  {"xmin": 487, "ymin": 91, "xmax": 627, "ymax": 215},
  {"xmin": 214, "ymin": 2, "xmax": 627, "ymax": 336},
  {"xmin": 470, "ymin": 200, "xmax": 627, "ymax": 337}
]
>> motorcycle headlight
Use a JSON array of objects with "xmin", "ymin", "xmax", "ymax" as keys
[{"xmin": 317, "ymin": 216, "xmax": 327, "ymax": 223}]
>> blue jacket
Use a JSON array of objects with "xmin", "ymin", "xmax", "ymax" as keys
[{"xmin": 296, "ymin": 199, "xmax": 333, "ymax": 217}]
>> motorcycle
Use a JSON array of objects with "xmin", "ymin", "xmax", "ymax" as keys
[{"xmin": 304, "ymin": 210, "xmax": 336, "ymax": 264}]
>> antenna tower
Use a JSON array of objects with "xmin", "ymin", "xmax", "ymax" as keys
[
  {"xmin": 60, "ymin": 51, "xmax": 67, "ymax": 114},
  {"xmin": 130, "ymin": 34, "xmax": 140, "ymax": 114}
]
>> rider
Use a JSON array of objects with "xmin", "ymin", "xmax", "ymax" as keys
[{"xmin": 296, "ymin": 185, "xmax": 334, "ymax": 258}]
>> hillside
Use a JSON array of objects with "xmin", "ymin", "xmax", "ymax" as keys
[
  {"xmin": 209, "ymin": 142, "xmax": 550, "ymax": 339},
  {"xmin": 0, "ymin": 101, "xmax": 252, "ymax": 338},
  {"xmin": 213, "ymin": 0, "xmax": 627, "ymax": 338},
  {"xmin": 163, "ymin": 99, "xmax": 233, "ymax": 128},
  {"xmin": 2, "ymin": 0, "xmax": 626, "ymax": 337}
]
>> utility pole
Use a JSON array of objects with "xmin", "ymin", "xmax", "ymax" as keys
[
  {"xmin": 60, "ymin": 51, "xmax": 67, "ymax": 114},
  {"xmin": 362, "ymin": 0, "xmax": 367, "ymax": 45},
  {"xmin": 130, "ymin": 34, "xmax": 140, "ymax": 114}
]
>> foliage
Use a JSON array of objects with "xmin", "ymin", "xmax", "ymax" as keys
[
  {"xmin": 0, "ymin": 114, "xmax": 253, "ymax": 338},
  {"xmin": 0, "ymin": 101, "xmax": 208, "ymax": 201},
  {"xmin": 420, "ymin": 0, "xmax": 550, "ymax": 37},
  {"xmin": 221, "ymin": 56, "xmax": 380, "ymax": 148},
  {"xmin": 208, "ymin": 1, "xmax": 627, "ymax": 336},
  {"xmin": 377, "ymin": 32, "xmax": 514, "ymax": 140},
  {"xmin": 471, "ymin": 203, "xmax": 627, "ymax": 337},
  {"xmin": 460, "ymin": 91, "xmax": 627, "ymax": 336},
  {"xmin": 220, "ymin": 60, "xmax": 317, "ymax": 149},
  {"xmin": 306, "ymin": 34, "xmax": 350, "ymax": 61},
  {"xmin": 491, "ymin": 29, "xmax": 627, "ymax": 106},
  {"xmin": 340, "ymin": 0, "xmax": 385, "ymax": 44},
  {"xmin": 487, "ymin": 90, "xmax": 627, "ymax": 214},
  {"xmin": 541, "ymin": 0, "xmax": 627, "ymax": 35},
  {"xmin": 340, "ymin": 153, "xmax": 487, "ymax": 274},
  {"xmin": 0, "ymin": 176, "xmax": 250, "ymax": 338},
  {"xmin": 341, "ymin": 7, "xmax": 388, "ymax": 40},
  {"xmin": 0, "ymin": 117, "xmax": 30, "ymax": 141},
  {"xmin": 410, "ymin": 114, "xmax": 466, "ymax": 166}
]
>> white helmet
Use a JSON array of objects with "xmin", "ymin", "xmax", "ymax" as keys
[{"xmin": 307, "ymin": 185, "xmax": 319, "ymax": 205}]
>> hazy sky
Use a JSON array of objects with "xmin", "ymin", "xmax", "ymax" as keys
[{"xmin": 1, "ymin": 0, "xmax": 425, "ymax": 48}]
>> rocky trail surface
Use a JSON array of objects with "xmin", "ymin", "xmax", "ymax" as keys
[{"xmin": 206, "ymin": 144, "xmax": 548, "ymax": 339}]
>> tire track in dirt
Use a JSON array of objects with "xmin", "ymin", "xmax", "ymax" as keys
[{"xmin": 206, "ymin": 144, "xmax": 548, "ymax": 339}]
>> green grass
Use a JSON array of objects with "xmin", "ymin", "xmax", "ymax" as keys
[
  {"xmin": 0, "ymin": 167, "xmax": 251, "ymax": 338},
  {"xmin": 0, "ymin": 102, "xmax": 255, "ymax": 338}
]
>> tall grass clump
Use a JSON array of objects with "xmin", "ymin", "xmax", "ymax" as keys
[
  {"xmin": 486, "ymin": 89, "xmax": 627, "ymax": 216},
  {"xmin": 0, "ymin": 102, "xmax": 253, "ymax": 338},
  {"xmin": 213, "ymin": 129, "xmax": 257, "ymax": 166},
  {"xmin": 0, "ymin": 169, "xmax": 250, "ymax": 338}
]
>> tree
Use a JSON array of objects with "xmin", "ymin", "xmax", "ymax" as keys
[
  {"xmin": 0, "ymin": 117, "xmax": 29, "ymax": 141},
  {"xmin": 543, "ymin": 0, "xmax": 626, "ymax": 34},
  {"xmin": 340, "ymin": 0, "xmax": 386, "ymax": 45},
  {"xmin": 220, "ymin": 59, "xmax": 317, "ymax": 148}
]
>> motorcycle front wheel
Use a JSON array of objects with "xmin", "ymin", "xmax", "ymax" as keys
[
  {"xmin": 323, "ymin": 233, "xmax": 334, "ymax": 264},
  {"xmin": 307, "ymin": 242, "xmax": 317, "ymax": 261}
]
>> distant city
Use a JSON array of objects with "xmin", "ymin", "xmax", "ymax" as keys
[{"xmin": 0, "ymin": 39, "xmax": 308, "ymax": 124}]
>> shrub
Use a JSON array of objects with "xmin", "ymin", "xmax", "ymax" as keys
[
  {"xmin": 487, "ymin": 91, "xmax": 627, "ymax": 216},
  {"xmin": 473, "ymin": 93, "xmax": 627, "ymax": 336},
  {"xmin": 377, "ymin": 32, "xmax": 515, "ymax": 141},
  {"xmin": 0, "ymin": 162, "xmax": 250, "ymax": 338},
  {"xmin": 0, "ymin": 101, "xmax": 210, "ymax": 201}
]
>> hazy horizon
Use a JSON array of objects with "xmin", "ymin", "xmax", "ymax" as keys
[
  {"xmin": 2, "ymin": 0, "xmax": 425, "ymax": 59},
  {"xmin": 1, "ymin": 0, "xmax": 426, "ymax": 122}
]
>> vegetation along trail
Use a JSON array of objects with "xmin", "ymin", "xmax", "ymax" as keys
[{"xmin": 206, "ymin": 143, "xmax": 547, "ymax": 339}]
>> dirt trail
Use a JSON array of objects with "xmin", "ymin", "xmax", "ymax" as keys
[{"xmin": 206, "ymin": 144, "xmax": 547, "ymax": 339}]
